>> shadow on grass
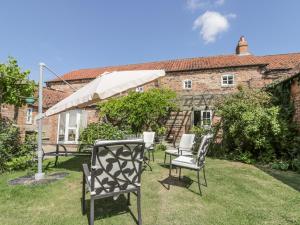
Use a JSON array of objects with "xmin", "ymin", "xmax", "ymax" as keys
[
  {"xmin": 83, "ymin": 195, "xmax": 138, "ymax": 225},
  {"xmin": 158, "ymin": 175, "xmax": 193, "ymax": 190},
  {"xmin": 257, "ymin": 166, "xmax": 300, "ymax": 192},
  {"xmin": 52, "ymin": 156, "xmax": 90, "ymax": 172}
]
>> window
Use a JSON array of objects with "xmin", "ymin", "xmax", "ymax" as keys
[
  {"xmin": 136, "ymin": 86, "xmax": 144, "ymax": 93},
  {"xmin": 57, "ymin": 110, "xmax": 87, "ymax": 143},
  {"xmin": 221, "ymin": 74, "xmax": 234, "ymax": 86},
  {"xmin": 183, "ymin": 80, "xmax": 192, "ymax": 89},
  {"xmin": 193, "ymin": 110, "xmax": 212, "ymax": 127},
  {"xmin": 26, "ymin": 108, "xmax": 33, "ymax": 124},
  {"xmin": 202, "ymin": 110, "xmax": 212, "ymax": 126}
]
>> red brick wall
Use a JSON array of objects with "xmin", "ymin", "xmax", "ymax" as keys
[
  {"xmin": 9, "ymin": 66, "xmax": 295, "ymax": 144},
  {"xmin": 46, "ymin": 79, "xmax": 92, "ymax": 93},
  {"xmin": 160, "ymin": 66, "xmax": 266, "ymax": 94}
]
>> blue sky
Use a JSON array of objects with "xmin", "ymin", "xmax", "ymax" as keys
[{"xmin": 0, "ymin": 0, "xmax": 299, "ymax": 81}]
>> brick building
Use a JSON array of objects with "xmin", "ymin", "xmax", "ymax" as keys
[{"xmin": 3, "ymin": 36, "xmax": 300, "ymax": 144}]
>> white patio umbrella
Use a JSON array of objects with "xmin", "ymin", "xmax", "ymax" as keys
[
  {"xmin": 45, "ymin": 70, "xmax": 165, "ymax": 117},
  {"xmin": 34, "ymin": 70, "xmax": 165, "ymax": 180}
]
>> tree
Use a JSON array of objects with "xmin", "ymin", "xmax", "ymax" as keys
[
  {"xmin": 0, "ymin": 57, "xmax": 35, "ymax": 115},
  {"xmin": 99, "ymin": 88, "xmax": 177, "ymax": 133}
]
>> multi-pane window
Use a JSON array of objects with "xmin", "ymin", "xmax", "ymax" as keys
[
  {"xmin": 183, "ymin": 80, "xmax": 192, "ymax": 89},
  {"xmin": 193, "ymin": 110, "xmax": 212, "ymax": 127},
  {"xmin": 26, "ymin": 108, "xmax": 33, "ymax": 124},
  {"xmin": 57, "ymin": 110, "xmax": 87, "ymax": 143},
  {"xmin": 136, "ymin": 86, "xmax": 144, "ymax": 93},
  {"xmin": 201, "ymin": 110, "xmax": 212, "ymax": 126},
  {"xmin": 222, "ymin": 74, "xmax": 234, "ymax": 86}
]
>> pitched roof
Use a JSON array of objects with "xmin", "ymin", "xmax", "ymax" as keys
[{"xmin": 47, "ymin": 53, "xmax": 300, "ymax": 83}]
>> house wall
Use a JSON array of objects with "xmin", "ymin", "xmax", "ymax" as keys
[
  {"xmin": 32, "ymin": 66, "xmax": 295, "ymax": 144},
  {"xmin": 159, "ymin": 66, "xmax": 267, "ymax": 95},
  {"xmin": 291, "ymin": 79, "xmax": 300, "ymax": 130}
]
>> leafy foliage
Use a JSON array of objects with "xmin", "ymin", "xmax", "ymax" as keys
[
  {"xmin": 0, "ymin": 119, "xmax": 21, "ymax": 172},
  {"xmin": 99, "ymin": 88, "xmax": 177, "ymax": 133},
  {"xmin": 79, "ymin": 123, "xmax": 128, "ymax": 144},
  {"xmin": 215, "ymin": 87, "xmax": 300, "ymax": 168},
  {"xmin": 0, "ymin": 119, "xmax": 36, "ymax": 172},
  {"xmin": 0, "ymin": 57, "xmax": 35, "ymax": 107},
  {"xmin": 155, "ymin": 143, "xmax": 167, "ymax": 151}
]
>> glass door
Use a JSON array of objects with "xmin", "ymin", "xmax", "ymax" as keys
[{"xmin": 57, "ymin": 110, "xmax": 84, "ymax": 144}]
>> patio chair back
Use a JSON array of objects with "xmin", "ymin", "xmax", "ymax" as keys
[
  {"xmin": 179, "ymin": 134, "xmax": 195, "ymax": 151},
  {"xmin": 143, "ymin": 132, "xmax": 155, "ymax": 148},
  {"xmin": 196, "ymin": 134, "xmax": 213, "ymax": 167},
  {"xmin": 91, "ymin": 140, "xmax": 145, "ymax": 196}
]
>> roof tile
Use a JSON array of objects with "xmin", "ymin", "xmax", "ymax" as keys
[{"xmin": 47, "ymin": 53, "xmax": 300, "ymax": 82}]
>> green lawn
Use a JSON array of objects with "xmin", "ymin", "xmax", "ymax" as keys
[{"xmin": 0, "ymin": 151, "xmax": 299, "ymax": 225}]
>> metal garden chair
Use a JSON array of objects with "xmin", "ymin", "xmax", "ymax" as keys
[
  {"xmin": 169, "ymin": 133, "xmax": 213, "ymax": 195},
  {"xmin": 164, "ymin": 133, "xmax": 195, "ymax": 165},
  {"xmin": 143, "ymin": 132, "xmax": 155, "ymax": 162},
  {"xmin": 82, "ymin": 140, "xmax": 145, "ymax": 225}
]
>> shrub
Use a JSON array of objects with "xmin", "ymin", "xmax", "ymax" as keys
[
  {"xmin": 99, "ymin": 88, "xmax": 177, "ymax": 133},
  {"xmin": 215, "ymin": 88, "xmax": 286, "ymax": 164},
  {"xmin": 0, "ymin": 119, "xmax": 21, "ymax": 172},
  {"xmin": 0, "ymin": 119, "xmax": 36, "ymax": 172},
  {"xmin": 271, "ymin": 161, "xmax": 290, "ymax": 171},
  {"xmin": 79, "ymin": 122, "xmax": 128, "ymax": 144}
]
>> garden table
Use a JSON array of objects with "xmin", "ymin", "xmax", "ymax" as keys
[{"xmin": 43, "ymin": 143, "xmax": 93, "ymax": 166}]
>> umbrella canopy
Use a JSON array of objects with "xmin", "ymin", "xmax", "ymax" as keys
[{"xmin": 45, "ymin": 70, "xmax": 165, "ymax": 117}]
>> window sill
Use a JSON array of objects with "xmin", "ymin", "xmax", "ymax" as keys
[{"xmin": 221, "ymin": 85, "xmax": 234, "ymax": 88}]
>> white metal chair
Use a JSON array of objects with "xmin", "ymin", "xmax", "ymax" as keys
[
  {"xmin": 82, "ymin": 140, "xmax": 145, "ymax": 225},
  {"xmin": 164, "ymin": 133, "xmax": 195, "ymax": 165},
  {"xmin": 169, "ymin": 133, "xmax": 213, "ymax": 195},
  {"xmin": 143, "ymin": 132, "xmax": 155, "ymax": 161}
]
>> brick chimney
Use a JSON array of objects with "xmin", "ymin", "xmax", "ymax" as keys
[{"xmin": 236, "ymin": 36, "xmax": 250, "ymax": 55}]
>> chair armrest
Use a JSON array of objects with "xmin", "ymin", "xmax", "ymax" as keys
[
  {"xmin": 82, "ymin": 164, "xmax": 90, "ymax": 183},
  {"xmin": 178, "ymin": 148, "xmax": 192, "ymax": 155}
]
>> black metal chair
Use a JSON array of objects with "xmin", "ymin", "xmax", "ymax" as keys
[
  {"xmin": 169, "ymin": 134, "xmax": 213, "ymax": 195},
  {"xmin": 82, "ymin": 140, "xmax": 145, "ymax": 225}
]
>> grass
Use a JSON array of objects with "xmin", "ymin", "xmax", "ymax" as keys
[{"xmin": 0, "ymin": 151, "xmax": 299, "ymax": 225}]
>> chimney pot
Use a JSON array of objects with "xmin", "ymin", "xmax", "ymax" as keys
[{"xmin": 236, "ymin": 36, "xmax": 250, "ymax": 55}]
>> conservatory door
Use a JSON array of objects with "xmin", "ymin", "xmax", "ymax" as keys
[{"xmin": 57, "ymin": 110, "xmax": 86, "ymax": 144}]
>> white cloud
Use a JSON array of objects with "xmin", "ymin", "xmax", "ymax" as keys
[
  {"xmin": 186, "ymin": 0, "xmax": 225, "ymax": 11},
  {"xmin": 193, "ymin": 11, "xmax": 236, "ymax": 43}
]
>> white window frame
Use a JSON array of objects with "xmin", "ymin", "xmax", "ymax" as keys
[
  {"xmin": 221, "ymin": 74, "xmax": 235, "ymax": 87},
  {"xmin": 136, "ymin": 86, "xmax": 144, "ymax": 93},
  {"xmin": 183, "ymin": 80, "xmax": 192, "ymax": 90},
  {"xmin": 25, "ymin": 107, "xmax": 33, "ymax": 124},
  {"xmin": 201, "ymin": 110, "xmax": 212, "ymax": 127},
  {"xmin": 57, "ymin": 110, "xmax": 82, "ymax": 144}
]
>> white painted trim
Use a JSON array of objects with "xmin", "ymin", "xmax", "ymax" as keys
[
  {"xmin": 57, "ymin": 110, "xmax": 82, "ymax": 144},
  {"xmin": 221, "ymin": 74, "xmax": 235, "ymax": 87},
  {"xmin": 201, "ymin": 110, "xmax": 213, "ymax": 127},
  {"xmin": 182, "ymin": 79, "xmax": 192, "ymax": 90},
  {"xmin": 56, "ymin": 113, "xmax": 61, "ymax": 144},
  {"xmin": 25, "ymin": 107, "xmax": 33, "ymax": 124}
]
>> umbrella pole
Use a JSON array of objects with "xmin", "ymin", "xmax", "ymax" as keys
[{"xmin": 35, "ymin": 63, "xmax": 45, "ymax": 180}]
